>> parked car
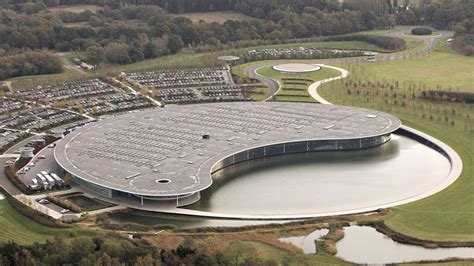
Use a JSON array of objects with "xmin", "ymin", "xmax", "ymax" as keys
[
  {"xmin": 36, "ymin": 198, "xmax": 50, "ymax": 204},
  {"xmin": 38, "ymin": 155, "xmax": 46, "ymax": 159},
  {"xmin": 60, "ymin": 209, "xmax": 70, "ymax": 214}
]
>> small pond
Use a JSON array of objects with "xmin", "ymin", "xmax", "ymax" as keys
[
  {"xmin": 279, "ymin": 229, "xmax": 329, "ymax": 254},
  {"xmin": 336, "ymin": 226, "xmax": 474, "ymax": 264}
]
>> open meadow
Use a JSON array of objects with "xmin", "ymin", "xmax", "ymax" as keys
[
  {"xmin": 48, "ymin": 4, "xmax": 102, "ymax": 13},
  {"xmin": 173, "ymin": 11, "xmax": 255, "ymax": 24}
]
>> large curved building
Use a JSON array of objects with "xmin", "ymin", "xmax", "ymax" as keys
[{"xmin": 54, "ymin": 102, "xmax": 401, "ymax": 206}]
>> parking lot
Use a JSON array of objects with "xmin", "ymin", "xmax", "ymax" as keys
[{"xmin": 123, "ymin": 68, "xmax": 246, "ymax": 104}]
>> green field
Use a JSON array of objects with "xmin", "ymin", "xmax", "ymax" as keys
[
  {"xmin": 173, "ymin": 11, "xmax": 256, "ymax": 24},
  {"xmin": 63, "ymin": 22, "xmax": 89, "ymax": 28},
  {"xmin": 0, "ymin": 199, "xmax": 95, "ymax": 245},
  {"xmin": 318, "ymin": 42, "xmax": 474, "ymax": 241},
  {"xmin": 49, "ymin": 4, "xmax": 102, "ymax": 13},
  {"xmin": 249, "ymin": 87, "xmax": 270, "ymax": 101},
  {"xmin": 255, "ymin": 66, "xmax": 340, "ymax": 102},
  {"xmin": 227, "ymin": 240, "xmax": 348, "ymax": 265},
  {"xmin": 345, "ymin": 42, "xmax": 474, "ymax": 92}
]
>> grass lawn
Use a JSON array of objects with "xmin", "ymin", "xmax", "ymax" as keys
[
  {"xmin": 227, "ymin": 240, "xmax": 348, "ymax": 265},
  {"xmin": 10, "ymin": 68, "xmax": 93, "ymax": 90},
  {"xmin": 173, "ymin": 11, "xmax": 256, "ymax": 24},
  {"xmin": 63, "ymin": 22, "xmax": 89, "ymax": 28},
  {"xmin": 0, "ymin": 199, "xmax": 96, "ymax": 245},
  {"xmin": 346, "ymin": 42, "xmax": 474, "ymax": 92},
  {"xmin": 255, "ymin": 66, "xmax": 341, "ymax": 103},
  {"xmin": 249, "ymin": 87, "xmax": 270, "ymax": 101},
  {"xmin": 63, "ymin": 194, "xmax": 116, "ymax": 212},
  {"xmin": 318, "ymin": 42, "xmax": 474, "ymax": 241},
  {"xmin": 49, "ymin": 4, "xmax": 102, "ymax": 13}
]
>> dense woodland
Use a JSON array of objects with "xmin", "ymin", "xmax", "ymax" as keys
[
  {"xmin": 0, "ymin": 237, "xmax": 277, "ymax": 265},
  {"xmin": 0, "ymin": 0, "xmax": 472, "ymax": 80}
]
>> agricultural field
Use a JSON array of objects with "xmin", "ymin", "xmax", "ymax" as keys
[
  {"xmin": 318, "ymin": 42, "xmax": 474, "ymax": 241},
  {"xmin": 49, "ymin": 4, "xmax": 103, "ymax": 13},
  {"xmin": 173, "ymin": 11, "xmax": 255, "ymax": 24}
]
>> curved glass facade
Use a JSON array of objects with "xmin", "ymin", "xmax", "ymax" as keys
[{"xmin": 212, "ymin": 134, "xmax": 392, "ymax": 173}]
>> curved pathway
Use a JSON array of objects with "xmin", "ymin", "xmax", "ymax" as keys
[
  {"xmin": 244, "ymin": 28, "xmax": 453, "ymax": 100},
  {"xmin": 307, "ymin": 64, "xmax": 350, "ymax": 104}
]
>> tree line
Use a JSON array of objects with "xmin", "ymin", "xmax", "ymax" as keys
[
  {"xmin": 0, "ymin": 236, "xmax": 281, "ymax": 265},
  {"xmin": 0, "ymin": 51, "xmax": 62, "ymax": 80},
  {"xmin": 0, "ymin": 1, "xmax": 392, "ymax": 73},
  {"xmin": 325, "ymin": 34, "xmax": 406, "ymax": 51}
]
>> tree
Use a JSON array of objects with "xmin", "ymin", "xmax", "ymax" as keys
[
  {"xmin": 105, "ymin": 42, "xmax": 131, "ymax": 64},
  {"xmin": 166, "ymin": 35, "xmax": 184, "ymax": 54},
  {"xmin": 143, "ymin": 41, "xmax": 159, "ymax": 59},
  {"xmin": 89, "ymin": 16, "xmax": 103, "ymax": 27},
  {"xmin": 128, "ymin": 46, "xmax": 145, "ymax": 62},
  {"xmin": 85, "ymin": 45, "xmax": 105, "ymax": 65}
]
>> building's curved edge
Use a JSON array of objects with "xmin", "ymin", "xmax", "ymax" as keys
[
  {"xmin": 147, "ymin": 125, "xmax": 462, "ymax": 220},
  {"xmin": 55, "ymin": 102, "xmax": 400, "ymax": 198},
  {"xmin": 147, "ymin": 64, "xmax": 463, "ymax": 220}
]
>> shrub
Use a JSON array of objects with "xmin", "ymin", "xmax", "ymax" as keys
[
  {"xmin": 452, "ymin": 35, "xmax": 474, "ymax": 56},
  {"xmin": 46, "ymin": 195, "xmax": 83, "ymax": 213},
  {"xmin": 4, "ymin": 166, "xmax": 33, "ymax": 195},
  {"xmin": 411, "ymin": 27, "xmax": 433, "ymax": 35}
]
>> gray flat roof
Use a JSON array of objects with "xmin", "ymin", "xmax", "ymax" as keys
[{"xmin": 54, "ymin": 102, "xmax": 401, "ymax": 197}]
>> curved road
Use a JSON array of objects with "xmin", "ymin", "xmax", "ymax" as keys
[{"xmin": 244, "ymin": 27, "xmax": 453, "ymax": 100}]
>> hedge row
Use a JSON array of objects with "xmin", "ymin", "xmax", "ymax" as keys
[
  {"xmin": 98, "ymin": 220, "xmax": 177, "ymax": 232},
  {"xmin": 4, "ymin": 166, "xmax": 34, "ymax": 195},
  {"xmin": 325, "ymin": 34, "xmax": 406, "ymax": 51},
  {"xmin": 411, "ymin": 27, "xmax": 433, "ymax": 35},
  {"xmin": 46, "ymin": 195, "xmax": 83, "ymax": 213}
]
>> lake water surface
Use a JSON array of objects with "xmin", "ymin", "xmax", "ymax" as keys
[{"xmin": 189, "ymin": 135, "xmax": 451, "ymax": 215}]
